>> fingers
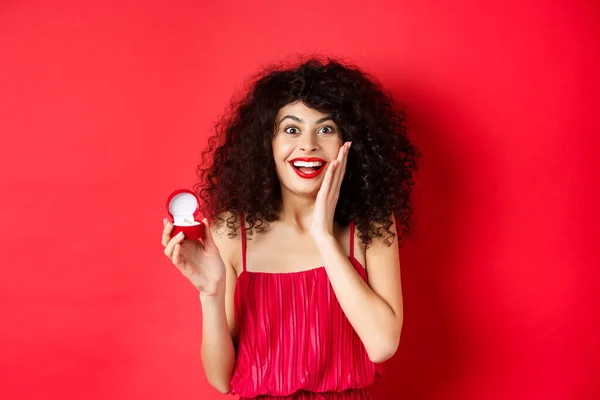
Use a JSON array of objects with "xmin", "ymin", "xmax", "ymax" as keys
[
  {"xmin": 319, "ymin": 159, "xmax": 337, "ymax": 197},
  {"xmin": 163, "ymin": 229, "xmax": 186, "ymax": 260},
  {"xmin": 341, "ymin": 141, "xmax": 351, "ymax": 171},
  {"xmin": 172, "ymin": 242, "xmax": 181, "ymax": 265},
  {"xmin": 172, "ymin": 243, "xmax": 193, "ymax": 277},
  {"xmin": 330, "ymin": 142, "xmax": 351, "ymax": 195},
  {"xmin": 162, "ymin": 218, "xmax": 174, "ymax": 247}
]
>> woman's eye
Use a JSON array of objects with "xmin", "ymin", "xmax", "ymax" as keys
[
  {"xmin": 284, "ymin": 125, "xmax": 335, "ymax": 134},
  {"xmin": 320, "ymin": 126, "xmax": 335, "ymax": 134}
]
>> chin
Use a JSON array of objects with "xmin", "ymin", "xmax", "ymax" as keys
[{"xmin": 279, "ymin": 177, "xmax": 322, "ymax": 197}]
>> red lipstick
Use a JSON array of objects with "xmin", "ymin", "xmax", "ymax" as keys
[{"xmin": 288, "ymin": 157, "xmax": 327, "ymax": 179}]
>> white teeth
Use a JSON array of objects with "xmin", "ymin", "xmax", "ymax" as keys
[{"xmin": 292, "ymin": 161, "xmax": 323, "ymax": 167}]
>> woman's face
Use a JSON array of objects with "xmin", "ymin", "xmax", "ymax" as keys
[{"xmin": 272, "ymin": 100, "xmax": 344, "ymax": 197}]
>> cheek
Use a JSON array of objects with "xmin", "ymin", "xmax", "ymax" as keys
[
  {"xmin": 272, "ymin": 140, "xmax": 295, "ymax": 162},
  {"xmin": 325, "ymin": 140, "xmax": 344, "ymax": 159}
]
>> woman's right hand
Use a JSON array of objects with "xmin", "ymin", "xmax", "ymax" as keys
[{"xmin": 162, "ymin": 218, "xmax": 226, "ymax": 297}]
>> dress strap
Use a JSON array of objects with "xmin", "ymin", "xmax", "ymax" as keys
[
  {"xmin": 240, "ymin": 212, "xmax": 247, "ymax": 272},
  {"xmin": 349, "ymin": 220, "xmax": 355, "ymax": 259}
]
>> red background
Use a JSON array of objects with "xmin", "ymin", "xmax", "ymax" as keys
[{"xmin": 1, "ymin": 1, "xmax": 598, "ymax": 399}]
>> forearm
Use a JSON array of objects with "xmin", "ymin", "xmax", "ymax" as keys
[
  {"xmin": 316, "ymin": 235, "xmax": 402, "ymax": 362},
  {"xmin": 199, "ymin": 292, "xmax": 236, "ymax": 394}
]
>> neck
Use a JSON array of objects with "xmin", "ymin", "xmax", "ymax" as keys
[{"xmin": 278, "ymin": 187, "xmax": 317, "ymax": 231}]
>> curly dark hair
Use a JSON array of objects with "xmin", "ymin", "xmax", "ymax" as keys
[{"xmin": 194, "ymin": 55, "xmax": 421, "ymax": 248}]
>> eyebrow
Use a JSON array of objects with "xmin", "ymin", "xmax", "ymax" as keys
[{"xmin": 279, "ymin": 115, "xmax": 334, "ymax": 125}]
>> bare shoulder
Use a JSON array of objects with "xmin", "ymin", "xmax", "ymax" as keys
[
  {"xmin": 365, "ymin": 213, "xmax": 401, "ymax": 275},
  {"xmin": 208, "ymin": 210, "xmax": 242, "ymax": 340},
  {"xmin": 364, "ymin": 212, "xmax": 403, "ymax": 319},
  {"xmin": 352, "ymin": 214, "xmax": 398, "ymax": 268},
  {"xmin": 208, "ymin": 210, "xmax": 243, "ymax": 275}
]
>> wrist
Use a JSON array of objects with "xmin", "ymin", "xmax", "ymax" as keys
[
  {"xmin": 312, "ymin": 231, "xmax": 337, "ymax": 250},
  {"xmin": 199, "ymin": 286, "xmax": 226, "ymax": 306}
]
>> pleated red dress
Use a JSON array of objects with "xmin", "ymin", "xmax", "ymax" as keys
[{"xmin": 229, "ymin": 215, "xmax": 383, "ymax": 399}]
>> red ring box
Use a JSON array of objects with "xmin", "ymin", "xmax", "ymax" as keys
[{"xmin": 166, "ymin": 189, "xmax": 204, "ymax": 241}]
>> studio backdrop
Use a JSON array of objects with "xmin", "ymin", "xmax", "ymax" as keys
[{"xmin": 0, "ymin": 1, "xmax": 597, "ymax": 399}]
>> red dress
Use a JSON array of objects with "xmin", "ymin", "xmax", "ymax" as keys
[{"xmin": 230, "ymin": 215, "xmax": 383, "ymax": 399}]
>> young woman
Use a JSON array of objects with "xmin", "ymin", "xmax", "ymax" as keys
[{"xmin": 161, "ymin": 57, "xmax": 420, "ymax": 399}]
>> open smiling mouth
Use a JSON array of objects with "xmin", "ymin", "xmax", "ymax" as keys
[{"xmin": 289, "ymin": 160, "xmax": 327, "ymax": 179}]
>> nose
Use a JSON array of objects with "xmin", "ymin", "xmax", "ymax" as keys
[{"xmin": 299, "ymin": 134, "xmax": 319, "ymax": 152}]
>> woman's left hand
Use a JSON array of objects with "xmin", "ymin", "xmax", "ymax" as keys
[{"xmin": 309, "ymin": 141, "xmax": 352, "ymax": 239}]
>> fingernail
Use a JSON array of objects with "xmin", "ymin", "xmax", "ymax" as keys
[{"xmin": 177, "ymin": 231, "xmax": 184, "ymax": 237}]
